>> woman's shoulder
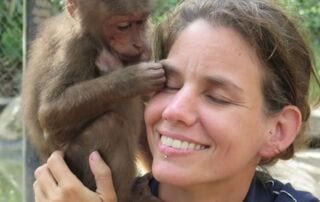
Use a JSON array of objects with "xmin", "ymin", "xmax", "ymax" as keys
[
  {"xmin": 245, "ymin": 171, "xmax": 319, "ymax": 202},
  {"xmin": 269, "ymin": 179, "xmax": 319, "ymax": 202}
]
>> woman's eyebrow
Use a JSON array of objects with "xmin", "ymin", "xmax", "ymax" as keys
[
  {"xmin": 161, "ymin": 60, "xmax": 244, "ymax": 92},
  {"xmin": 205, "ymin": 75, "xmax": 244, "ymax": 93},
  {"xmin": 160, "ymin": 60, "xmax": 180, "ymax": 76}
]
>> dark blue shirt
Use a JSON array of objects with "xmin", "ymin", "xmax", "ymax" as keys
[
  {"xmin": 244, "ymin": 174, "xmax": 319, "ymax": 202},
  {"xmin": 148, "ymin": 172, "xmax": 319, "ymax": 202}
]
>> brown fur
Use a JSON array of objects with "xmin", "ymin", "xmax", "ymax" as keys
[{"xmin": 22, "ymin": 0, "xmax": 164, "ymax": 201}]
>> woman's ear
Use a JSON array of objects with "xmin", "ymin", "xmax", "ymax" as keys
[
  {"xmin": 66, "ymin": 0, "xmax": 76, "ymax": 17},
  {"xmin": 259, "ymin": 105, "xmax": 302, "ymax": 159}
]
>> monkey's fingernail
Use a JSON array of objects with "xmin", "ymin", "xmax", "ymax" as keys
[{"xmin": 90, "ymin": 151, "xmax": 101, "ymax": 161}]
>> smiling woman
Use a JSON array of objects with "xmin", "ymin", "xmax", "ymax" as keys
[
  {"xmin": 142, "ymin": 0, "xmax": 320, "ymax": 201},
  {"xmin": 147, "ymin": 22, "xmax": 270, "ymax": 188},
  {"xmin": 31, "ymin": 0, "xmax": 320, "ymax": 201}
]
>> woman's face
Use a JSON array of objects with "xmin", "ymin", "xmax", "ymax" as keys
[{"xmin": 145, "ymin": 20, "xmax": 273, "ymax": 187}]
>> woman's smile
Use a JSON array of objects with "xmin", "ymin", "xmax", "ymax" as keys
[{"xmin": 157, "ymin": 130, "xmax": 212, "ymax": 156}]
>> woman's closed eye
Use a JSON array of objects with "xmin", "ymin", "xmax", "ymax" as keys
[
  {"xmin": 205, "ymin": 94, "xmax": 232, "ymax": 105},
  {"xmin": 204, "ymin": 92, "xmax": 247, "ymax": 107},
  {"xmin": 163, "ymin": 83, "xmax": 181, "ymax": 92},
  {"xmin": 163, "ymin": 76, "xmax": 182, "ymax": 92}
]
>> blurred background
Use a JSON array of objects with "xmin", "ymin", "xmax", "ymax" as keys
[{"xmin": 0, "ymin": 0, "xmax": 319, "ymax": 201}]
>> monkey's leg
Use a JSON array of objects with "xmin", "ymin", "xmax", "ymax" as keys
[{"xmin": 64, "ymin": 109, "xmax": 139, "ymax": 202}]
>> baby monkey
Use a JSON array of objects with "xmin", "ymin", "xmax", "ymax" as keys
[{"xmin": 22, "ymin": 0, "xmax": 165, "ymax": 201}]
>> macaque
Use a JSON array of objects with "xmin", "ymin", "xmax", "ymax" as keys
[{"xmin": 22, "ymin": 0, "xmax": 165, "ymax": 201}]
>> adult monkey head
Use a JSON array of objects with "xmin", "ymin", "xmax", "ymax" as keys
[{"xmin": 66, "ymin": 0, "xmax": 154, "ymax": 63}]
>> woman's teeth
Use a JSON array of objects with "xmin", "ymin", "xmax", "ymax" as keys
[{"xmin": 160, "ymin": 136, "xmax": 207, "ymax": 150}]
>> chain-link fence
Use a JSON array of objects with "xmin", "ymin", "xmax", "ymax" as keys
[
  {"xmin": 0, "ymin": 0, "xmax": 61, "ymax": 99},
  {"xmin": 0, "ymin": 0, "xmax": 23, "ymax": 98}
]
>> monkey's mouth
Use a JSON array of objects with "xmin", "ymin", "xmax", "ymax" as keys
[
  {"xmin": 120, "ymin": 54, "xmax": 142, "ymax": 63},
  {"xmin": 115, "ymin": 52, "xmax": 144, "ymax": 64}
]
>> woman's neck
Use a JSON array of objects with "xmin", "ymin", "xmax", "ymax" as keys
[{"xmin": 158, "ymin": 168, "xmax": 256, "ymax": 202}]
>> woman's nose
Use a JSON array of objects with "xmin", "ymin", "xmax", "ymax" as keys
[{"xmin": 162, "ymin": 88, "xmax": 198, "ymax": 126}]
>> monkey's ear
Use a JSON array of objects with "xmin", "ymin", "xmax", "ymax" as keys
[{"xmin": 66, "ymin": 0, "xmax": 76, "ymax": 17}]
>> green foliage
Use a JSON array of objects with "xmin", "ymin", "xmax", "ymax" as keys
[
  {"xmin": 0, "ymin": 0, "xmax": 23, "ymax": 68},
  {"xmin": 280, "ymin": 0, "xmax": 320, "ymax": 102},
  {"xmin": 281, "ymin": 0, "xmax": 320, "ymax": 67},
  {"xmin": 0, "ymin": 159, "xmax": 22, "ymax": 202},
  {"xmin": 50, "ymin": 0, "xmax": 64, "ymax": 14},
  {"xmin": 282, "ymin": 0, "xmax": 320, "ymax": 39},
  {"xmin": 153, "ymin": 0, "xmax": 179, "ymax": 21},
  {"xmin": 0, "ymin": 0, "xmax": 23, "ymax": 97}
]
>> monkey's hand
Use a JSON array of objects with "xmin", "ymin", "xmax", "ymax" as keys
[
  {"xmin": 34, "ymin": 151, "xmax": 117, "ymax": 202},
  {"xmin": 125, "ymin": 62, "xmax": 166, "ymax": 95},
  {"xmin": 37, "ymin": 62, "xmax": 165, "ymax": 135}
]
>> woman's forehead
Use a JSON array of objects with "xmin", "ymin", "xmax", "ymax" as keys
[{"xmin": 167, "ymin": 21, "xmax": 262, "ymax": 71}]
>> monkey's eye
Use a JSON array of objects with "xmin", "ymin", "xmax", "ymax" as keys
[
  {"xmin": 117, "ymin": 22, "xmax": 132, "ymax": 31},
  {"xmin": 136, "ymin": 20, "xmax": 145, "ymax": 26}
]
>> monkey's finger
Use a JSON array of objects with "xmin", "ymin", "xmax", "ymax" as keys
[
  {"xmin": 150, "ymin": 77, "xmax": 166, "ymax": 86},
  {"xmin": 159, "ymin": 60, "xmax": 168, "ymax": 66},
  {"xmin": 150, "ymin": 69, "xmax": 166, "ymax": 77},
  {"xmin": 156, "ymin": 77, "xmax": 167, "ymax": 83},
  {"xmin": 89, "ymin": 151, "xmax": 117, "ymax": 202},
  {"xmin": 141, "ymin": 62, "xmax": 163, "ymax": 69},
  {"xmin": 34, "ymin": 164, "xmax": 58, "ymax": 197},
  {"xmin": 47, "ymin": 151, "xmax": 82, "ymax": 186},
  {"xmin": 151, "ymin": 63, "xmax": 163, "ymax": 69},
  {"xmin": 144, "ymin": 69, "xmax": 165, "ymax": 80}
]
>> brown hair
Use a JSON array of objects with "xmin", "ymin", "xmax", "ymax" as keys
[{"xmin": 153, "ymin": 0, "xmax": 320, "ymax": 164}]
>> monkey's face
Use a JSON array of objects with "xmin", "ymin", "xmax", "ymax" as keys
[{"xmin": 103, "ymin": 13, "xmax": 151, "ymax": 64}]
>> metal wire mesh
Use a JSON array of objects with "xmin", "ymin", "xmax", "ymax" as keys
[
  {"xmin": 0, "ymin": 0, "xmax": 62, "ymax": 98},
  {"xmin": 0, "ymin": 0, "xmax": 23, "ymax": 97}
]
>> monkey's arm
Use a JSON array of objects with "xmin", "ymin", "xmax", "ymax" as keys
[{"xmin": 38, "ymin": 62, "xmax": 164, "ymax": 142}]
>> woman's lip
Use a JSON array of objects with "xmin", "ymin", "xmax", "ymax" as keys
[{"xmin": 159, "ymin": 143, "xmax": 196, "ymax": 156}]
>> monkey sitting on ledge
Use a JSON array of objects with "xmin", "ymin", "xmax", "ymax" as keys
[{"xmin": 22, "ymin": 0, "xmax": 165, "ymax": 201}]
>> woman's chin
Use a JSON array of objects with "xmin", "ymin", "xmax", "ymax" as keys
[{"xmin": 151, "ymin": 158, "xmax": 192, "ymax": 186}]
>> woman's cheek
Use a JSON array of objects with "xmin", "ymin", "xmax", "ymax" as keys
[
  {"xmin": 144, "ymin": 93, "xmax": 167, "ymax": 126},
  {"xmin": 144, "ymin": 94, "xmax": 169, "ymax": 152}
]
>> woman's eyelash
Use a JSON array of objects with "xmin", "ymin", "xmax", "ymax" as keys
[
  {"xmin": 164, "ymin": 84, "xmax": 180, "ymax": 91},
  {"xmin": 205, "ymin": 95, "xmax": 231, "ymax": 105}
]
